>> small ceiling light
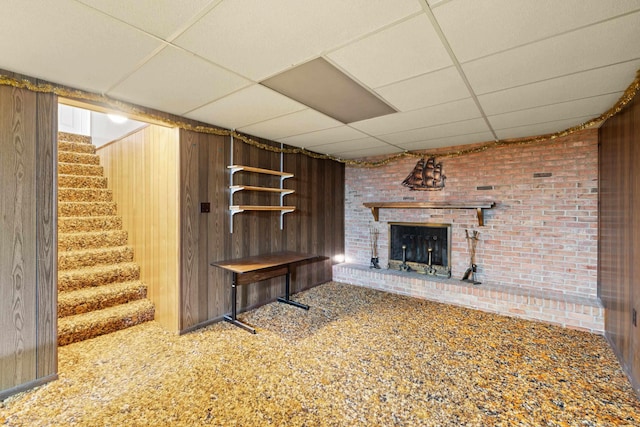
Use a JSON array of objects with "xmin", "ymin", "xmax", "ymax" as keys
[{"xmin": 107, "ymin": 113, "xmax": 128, "ymax": 124}]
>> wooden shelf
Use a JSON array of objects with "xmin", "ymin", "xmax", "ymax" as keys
[
  {"xmin": 228, "ymin": 164, "xmax": 295, "ymax": 232},
  {"xmin": 228, "ymin": 165, "xmax": 293, "ymax": 178},
  {"xmin": 363, "ymin": 201, "xmax": 495, "ymax": 226},
  {"xmin": 230, "ymin": 205, "xmax": 296, "ymax": 214},
  {"xmin": 229, "ymin": 185, "xmax": 294, "ymax": 195}
]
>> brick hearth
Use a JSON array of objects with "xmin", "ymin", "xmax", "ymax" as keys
[{"xmin": 333, "ymin": 264, "xmax": 603, "ymax": 332}]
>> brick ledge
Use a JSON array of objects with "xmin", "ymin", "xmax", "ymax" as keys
[{"xmin": 333, "ymin": 263, "xmax": 603, "ymax": 333}]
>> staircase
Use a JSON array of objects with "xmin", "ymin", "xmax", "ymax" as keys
[{"xmin": 57, "ymin": 132, "xmax": 154, "ymax": 346}]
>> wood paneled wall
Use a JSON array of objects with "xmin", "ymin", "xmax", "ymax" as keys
[
  {"xmin": 179, "ymin": 130, "xmax": 344, "ymax": 332},
  {"xmin": 98, "ymin": 125, "xmax": 181, "ymax": 332},
  {"xmin": 0, "ymin": 85, "xmax": 57, "ymax": 399},
  {"xmin": 599, "ymin": 93, "xmax": 640, "ymax": 394}
]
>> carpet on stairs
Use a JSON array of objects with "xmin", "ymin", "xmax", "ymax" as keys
[{"xmin": 57, "ymin": 131, "xmax": 154, "ymax": 346}]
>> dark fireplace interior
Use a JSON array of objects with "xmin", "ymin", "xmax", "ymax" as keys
[{"xmin": 389, "ymin": 223, "xmax": 451, "ymax": 277}]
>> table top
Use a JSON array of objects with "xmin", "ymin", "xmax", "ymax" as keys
[{"xmin": 210, "ymin": 251, "xmax": 317, "ymax": 274}]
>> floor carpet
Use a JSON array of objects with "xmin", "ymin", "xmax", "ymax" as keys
[{"xmin": 1, "ymin": 282, "xmax": 638, "ymax": 426}]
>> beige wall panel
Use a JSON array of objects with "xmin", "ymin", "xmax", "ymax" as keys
[{"xmin": 98, "ymin": 125, "xmax": 180, "ymax": 332}]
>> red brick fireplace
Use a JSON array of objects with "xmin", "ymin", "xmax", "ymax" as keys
[
  {"xmin": 387, "ymin": 222, "xmax": 451, "ymax": 277},
  {"xmin": 334, "ymin": 129, "xmax": 603, "ymax": 332}
]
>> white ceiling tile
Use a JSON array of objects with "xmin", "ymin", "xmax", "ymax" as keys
[
  {"xmin": 328, "ymin": 144, "xmax": 405, "ymax": 160},
  {"xmin": 398, "ymin": 131, "xmax": 496, "ymax": 151},
  {"xmin": 1, "ymin": 0, "xmax": 637, "ymax": 157},
  {"xmin": 184, "ymin": 84, "xmax": 305, "ymax": 130},
  {"xmin": 462, "ymin": 11, "xmax": 640, "ymax": 95},
  {"xmin": 434, "ymin": 0, "xmax": 640, "ymax": 62},
  {"xmin": 350, "ymin": 98, "xmax": 482, "ymax": 135},
  {"xmin": 109, "ymin": 46, "xmax": 250, "ymax": 116},
  {"xmin": 308, "ymin": 137, "xmax": 389, "ymax": 155},
  {"xmin": 278, "ymin": 126, "xmax": 370, "ymax": 148},
  {"xmin": 376, "ymin": 66, "xmax": 470, "ymax": 112},
  {"xmin": 174, "ymin": 0, "xmax": 421, "ymax": 81},
  {"xmin": 0, "ymin": 0, "xmax": 162, "ymax": 93},
  {"xmin": 75, "ymin": 0, "xmax": 218, "ymax": 40},
  {"xmin": 328, "ymin": 14, "xmax": 452, "ymax": 88},
  {"xmin": 488, "ymin": 93, "xmax": 621, "ymax": 130},
  {"xmin": 238, "ymin": 109, "xmax": 343, "ymax": 141},
  {"xmin": 378, "ymin": 118, "xmax": 490, "ymax": 145},
  {"xmin": 427, "ymin": 0, "xmax": 451, "ymax": 6},
  {"xmin": 494, "ymin": 115, "xmax": 599, "ymax": 140},
  {"xmin": 478, "ymin": 60, "xmax": 640, "ymax": 115}
]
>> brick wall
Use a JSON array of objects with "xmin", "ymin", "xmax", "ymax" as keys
[{"xmin": 344, "ymin": 129, "xmax": 598, "ymax": 299}]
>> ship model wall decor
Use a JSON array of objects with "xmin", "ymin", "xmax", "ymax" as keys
[{"xmin": 402, "ymin": 157, "xmax": 446, "ymax": 191}]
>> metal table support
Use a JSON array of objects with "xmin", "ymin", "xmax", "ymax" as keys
[
  {"xmin": 212, "ymin": 252, "xmax": 316, "ymax": 333},
  {"xmin": 223, "ymin": 272, "xmax": 257, "ymax": 334},
  {"xmin": 277, "ymin": 270, "xmax": 310, "ymax": 310}
]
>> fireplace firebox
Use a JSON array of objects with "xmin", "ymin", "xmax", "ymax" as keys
[{"xmin": 388, "ymin": 222, "xmax": 451, "ymax": 278}]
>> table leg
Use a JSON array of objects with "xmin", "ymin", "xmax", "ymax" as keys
[
  {"xmin": 277, "ymin": 270, "xmax": 309, "ymax": 310},
  {"xmin": 223, "ymin": 272, "xmax": 256, "ymax": 334}
]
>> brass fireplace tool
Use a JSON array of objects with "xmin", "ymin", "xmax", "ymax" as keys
[
  {"xmin": 369, "ymin": 225, "xmax": 381, "ymax": 269},
  {"xmin": 462, "ymin": 229, "xmax": 481, "ymax": 285},
  {"xmin": 399, "ymin": 244, "xmax": 411, "ymax": 271}
]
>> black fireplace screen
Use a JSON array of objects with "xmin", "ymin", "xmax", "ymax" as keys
[{"xmin": 389, "ymin": 223, "xmax": 449, "ymax": 267}]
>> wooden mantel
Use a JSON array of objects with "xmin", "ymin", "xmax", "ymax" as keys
[{"xmin": 363, "ymin": 201, "xmax": 496, "ymax": 226}]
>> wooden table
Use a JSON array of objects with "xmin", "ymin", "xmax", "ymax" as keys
[{"xmin": 211, "ymin": 251, "xmax": 317, "ymax": 333}]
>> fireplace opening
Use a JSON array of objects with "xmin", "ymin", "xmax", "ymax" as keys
[{"xmin": 388, "ymin": 222, "xmax": 451, "ymax": 278}]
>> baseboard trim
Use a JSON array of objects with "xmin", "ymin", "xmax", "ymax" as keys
[
  {"xmin": 604, "ymin": 332, "xmax": 640, "ymax": 399},
  {"xmin": 0, "ymin": 373, "xmax": 58, "ymax": 401}
]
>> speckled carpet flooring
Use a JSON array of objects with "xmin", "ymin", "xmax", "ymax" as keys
[{"xmin": 2, "ymin": 282, "xmax": 638, "ymax": 426}]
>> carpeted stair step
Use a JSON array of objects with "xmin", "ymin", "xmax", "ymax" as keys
[
  {"xmin": 59, "ymin": 216, "xmax": 122, "ymax": 233},
  {"xmin": 58, "ymin": 151, "xmax": 100, "ymax": 165},
  {"xmin": 58, "ymin": 132, "xmax": 92, "ymax": 145},
  {"xmin": 58, "ymin": 201, "xmax": 117, "ymax": 218},
  {"xmin": 58, "ymin": 174, "xmax": 107, "ymax": 189},
  {"xmin": 55, "ymin": 131, "xmax": 155, "ymax": 346},
  {"xmin": 58, "ymin": 140, "xmax": 96, "ymax": 154},
  {"xmin": 58, "ymin": 188, "xmax": 112, "ymax": 202},
  {"xmin": 59, "ymin": 162, "xmax": 104, "ymax": 177},
  {"xmin": 58, "ymin": 230, "xmax": 128, "ymax": 252},
  {"xmin": 57, "ymin": 281, "xmax": 148, "ymax": 318},
  {"xmin": 58, "ymin": 262, "xmax": 141, "ymax": 292},
  {"xmin": 58, "ymin": 246, "xmax": 134, "ymax": 270},
  {"xmin": 57, "ymin": 299, "xmax": 155, "ymax": 346}
]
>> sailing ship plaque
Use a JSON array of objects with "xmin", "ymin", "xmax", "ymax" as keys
[{"xmin": 402, "ymin": 157, "xmax": 445, "ymax": 191}]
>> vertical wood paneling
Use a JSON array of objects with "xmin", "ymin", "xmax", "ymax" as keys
[
  {"xmin": 179, "ymin": 130, "xmax": 232, "ymax": 330},
  {"xmin": 0, "ymin": 86, "xmax": 38, "ymax": 390},
  {"xmin": 196, "ymin": 132, "xmax": 210, "ymax": 322},
  {"xmin": 0, "ymin": 85, "xmax": 57, "ymax": 398},
  {"xmin": 625, "ymin": 96, "xmax": 640, "ymax": 388},
  {"xmin": 599, "ymin": 93, "xmax": 640, "ymax": 393},
  {"xmin": 634, "ymin": 96, "xmax": 640, "ymax": 387},
  {"xmin": 35, "ymin": 91, "xmax": 57, "ymax": 377},
  {"xmin": 179, "ymin": 130, "xmax": 201, "ymax": 330},
  {"xmin": 209, "ymin": 133, "xmax": 231, "ymax": 321},
  {"xmin": 98, "ymin": 125, "xmax": 180, "ymax": 332},
  {"xmin": 178, "ymin": 130, "xmax": 344, "ymax": 331}
]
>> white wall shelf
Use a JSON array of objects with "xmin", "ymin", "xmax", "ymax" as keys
[{"xmin": 228, "ymin": 161, "xmax": 295, "ymax": 232}]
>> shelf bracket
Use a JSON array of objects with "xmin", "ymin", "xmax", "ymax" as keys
[{"xmin": 370, "ymin": 207, "xmax": 380, "ymax": 222}]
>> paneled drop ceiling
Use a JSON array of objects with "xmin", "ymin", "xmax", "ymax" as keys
[{"xmin": 1, "ymin": 0, "xmax": 639, "ymax": 159}]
